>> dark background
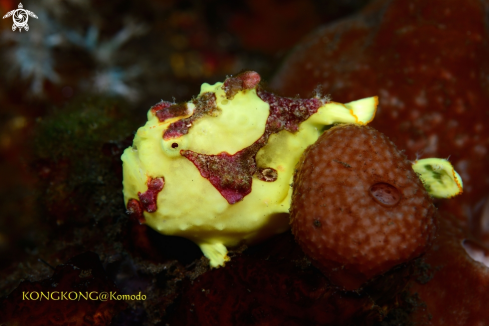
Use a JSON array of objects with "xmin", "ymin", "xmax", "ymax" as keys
[
  {"xmin": 3, "ymin": 1, "xmax": 489, "ymax": 324},
  {"xmin": 0, "ymin": 0, "xmax": 371, "ymax": 324},
  {"xmin": 0, "ymin": 0, "xmax": 370, "ymax": 272}
]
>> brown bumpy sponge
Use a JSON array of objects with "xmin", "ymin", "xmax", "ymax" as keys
[{"xmin": 290, "ymin": 124, "xmax": 436, "ymax": 291}]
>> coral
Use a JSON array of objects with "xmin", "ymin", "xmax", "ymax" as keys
[
  {"xmin": 1, "ymin": 6, "xmax": 61, "ymax": 95},
  {"xmin": 291, "ymin": 124, "xmax": 436, "ymax": 290},
  {"xmin": 28, "ymin": 101, "xmax": 132, "ymax": 239},
  {"xmin": 227, "ymin": 0, "xmax": 370, "ymax": 54},
  {"xmin": 270, "ymin": 0, "xmax": 489, "ymax": 322},
  {"xmin": 163, "ymin": 231, "xmax": 413, "ymax": 326},
  {"xmin": 0, "ymin": 252, "xmax": 124, "ymax": 326},
  {"xmin": 64, "ymin": 23, "xmax": 147, "ymax": 65},
  {"xmin": 122, "ymin": 71, "xmax": 379, "ymax": 268},
  {"xmin": 4, "ymin": 1, "xmax": 453, "ymax": 324},
  {"xmin": 91, "ymin": 67, "xmax": 142, "ymax": 102},
  {"xmin": 271, "ymin": 0, "xmax": 489, "ymax": 238},
  {"xmin": 64, "ymin": 22, "xmax": 148, "ymax": 101},
  {"xmin": 409, "ymin": 214, "xmax": 489, "ymax": 325},
  {"xmin": 0, "ymin": 95, "xmax": 203, "ymax": 324},
  {"xmin": 1, "ymin": 1, "xmax": 147, "ymax": 100}
]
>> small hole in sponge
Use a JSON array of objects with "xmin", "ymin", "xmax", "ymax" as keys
[
  {"xmin": 171, "ymin": 143, "xmax": 179, "ymax": 148},
  {"xmin": 369, "ymin": 182, "xmax": 401, "ymax": 207},
  {"xmin": 313, "ymin": 219, "xmax": 321, "ymax": 228}
]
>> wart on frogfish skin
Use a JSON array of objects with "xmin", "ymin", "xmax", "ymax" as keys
[
  {"xmin": 223, "ymin": 71, "xmax": 261, "ymax": 99},
  {"xmin": 153, "ymin": 102, "xmax": 189, "ymax": 122},
  {"xmin": 126, "ymin": 198, "xmax": 145, "ymax": 224},
  {"xmin": 137, "ymin": 177, "xmax": 165, "ymax": 213},
  {"xmin": 163, "ymin": 92, "xmax": 217, "ymax": 139},
  {"xmin": 255, "ymin": 168, "xmax": 278, "ymax": 182}
]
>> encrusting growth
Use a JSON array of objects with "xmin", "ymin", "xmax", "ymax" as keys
[{"xmin": 291, "ymin": 124, "xmax": 437, "ymax": 290}]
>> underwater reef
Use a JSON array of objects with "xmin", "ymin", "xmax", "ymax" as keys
[
  {"xmin": 273, "ymin": 0, "xmax": 489, "ymax": 324},
  {"xmin": 1, "ymin": 0, "xmax": 489, "ymax": 325}
]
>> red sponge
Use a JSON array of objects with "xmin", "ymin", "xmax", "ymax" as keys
[{"xmin": 290, "ymin": 124, "xmax": 436, "ymax": 290}]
